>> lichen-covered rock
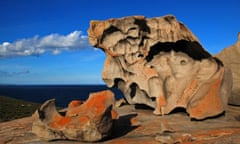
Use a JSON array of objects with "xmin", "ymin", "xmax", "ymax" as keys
[
  {"xmin": 88, "ymin": 15, "xmax": 232, "ymax": 119},
  {"xmin": 216, "ymin": 33, "xmax": 240, "ymax": 105},
  {"xmin": 32, "ymin": 90, "xmax": 118, "ymax": 142}
]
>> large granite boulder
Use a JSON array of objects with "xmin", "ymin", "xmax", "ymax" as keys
[
  {"xmin": 216, "ymin": 33, "xmax": 240, "ymax": 105},
  {"xmin": 32, "ymin": 90, "xmax": 118, "ymax": 142},
  {"xmin": 88, "ymin": 15, "xmax": 232, "ymax": 120}
]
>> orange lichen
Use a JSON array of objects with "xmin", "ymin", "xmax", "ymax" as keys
[
  {"xmin": 158, "ymin": 95, "xmax": 166, "ymax": 106},
  {"xmin": 178, "ymin": 79, "xmax": 198, "ymax": 105},
  {"xmin": 68, "ymin": 100, "xmax": 83, "ymax": 109},
  {"xmin": 33, "ymin": 90, "xmax": 117, "ymax": 142},
  {"xmin": 85, "ymin": 90, "xmax": 113, "ymax": 115},
  {"xmin": 66, "ymin": 124, "xmax": 76, "ymax": 129},
  {"xmin": 193, "ymin": 129, "xmax": 235, "ymax": 139},
  {"xmin": 58, "ymin": 117, "xmax": 71, "ymax": 126},
  {"xmin": 130, "ymin": 117, "xmax": 140, "ymax": 126},
  {"xmin": 78, "ymin": 116, "xmax": 89, "ymax": 124},
  {"xmin": 49, "ymin": 114, "xmax": 71, "ymax": 129},
  {"xmin": 66, "ymin": 90, "xmax": 114, "ymax": 117},
  {"xmin": 66, "ymin": 106, "xmax": 81, "ymax": 117},
  {"xmin": 144, "ymin": 67, "xmax": 158, "ymax": 77},
  {"xmin": 66, "ymin": 90, "xmax": 115, "ymax": 119},
  {"xmin": 111, "ymin": 109, "xmax": 118, "ymax": 120},
  {"xmin": 188, "ymin": 77, "xmax": 223, "ymax": 119},
  {"xmin": 175, "ymin": 128, "xmax": 240, "ymax": 143}
]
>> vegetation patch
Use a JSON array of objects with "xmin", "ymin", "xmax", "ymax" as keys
[{"xmin": 0, "ymin": 96, "xmax": 40, "ymax": 122}]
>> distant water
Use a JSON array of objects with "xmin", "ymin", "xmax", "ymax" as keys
[{"xmin": 0, "ymin": 85, "xmax": 124, "ymax": 107}]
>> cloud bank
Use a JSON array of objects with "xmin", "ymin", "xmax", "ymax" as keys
[{"xmin": 0, "ymin": 31, "xmax": 89, "ymax": 57}]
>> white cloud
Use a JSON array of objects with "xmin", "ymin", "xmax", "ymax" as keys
[{"xmin": 0, "ymin": 31, "xmax": 89, "ymax": 57}]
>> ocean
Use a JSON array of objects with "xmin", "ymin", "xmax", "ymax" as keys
[{"xmin": 0, "ymin": 85, "xmax": 124, "ymax": 107}]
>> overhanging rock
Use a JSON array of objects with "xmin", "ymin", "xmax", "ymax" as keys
[{"xmin": 88, "ymin": 15, "xmax": 232, "ymax": 120}]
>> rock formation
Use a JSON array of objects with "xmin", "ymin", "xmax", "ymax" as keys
[
  {"xmin": 88, "ymin": 15, "xmax": 232, "ymax": 119},
  {"xmin": 215, "ymin": 33, "xmax": 240, "ymax": 105},
  {"xmin": 32, "ymin": 90, "xmax": 118, "ymax": 142}
]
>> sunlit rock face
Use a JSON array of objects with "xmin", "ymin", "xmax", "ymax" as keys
[
  {"xmin": 88, "ymin": 15, "xmax": 232, "ymax": 119},
  {"xmin": 32, "ymin": 90, "xmax": 117, "ymax": 142},
  {"xmin": 216, "ymin": 33, "xmax": 240, "ymax": 105}
]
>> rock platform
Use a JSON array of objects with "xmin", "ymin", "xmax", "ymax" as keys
[{"xmin": 1, "ymin": 104, "xmax": 240, "ymax": 144}]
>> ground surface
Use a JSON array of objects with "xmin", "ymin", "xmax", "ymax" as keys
[{"xmin": 0, "ymin": 103, "xmax": 240, "ymax": 144}]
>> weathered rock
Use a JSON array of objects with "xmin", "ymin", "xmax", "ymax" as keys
[
  {"xmin": 88, "ymin": 15, "xmax": 232, "ymax": 119},
  {"xmin": 215, "ymin": 33, "xmax": 240, "ymax": 105},
  {"xmin": 32, "ymin": 90, "xmax": 118, "ymax": 142},
  {"xmin": 1, "ymin": 105, "xmax": 240, "ymax": 144}
]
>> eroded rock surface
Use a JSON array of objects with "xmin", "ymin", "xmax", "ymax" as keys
[
  {"xmin": 32, "ymin": 90, "xmax": 118, "ymax": 142},
  {"xmin": 88, "ymin": 15, "xmax": 232, "ymax": 119},
  {"xmin": 1, "ymin": 105, "xmax": 240, "ymax": 144},
  {"xmin": 216, "ymin": 33, "xmax": 240, "ymax": 105}
]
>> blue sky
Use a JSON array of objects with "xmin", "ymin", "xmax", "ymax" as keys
[{"xmin": 0, "ymin": 0, "xmax": 239, "ymax": 85}]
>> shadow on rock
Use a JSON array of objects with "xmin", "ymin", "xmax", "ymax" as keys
[{"xmin": 105, "ymin": 113, "xmax": 139, "ymax": 140}]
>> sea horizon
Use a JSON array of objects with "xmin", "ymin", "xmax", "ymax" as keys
[{"xmin": 0, "ymin": 84, "xmax": 124, "ymax": 107}]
